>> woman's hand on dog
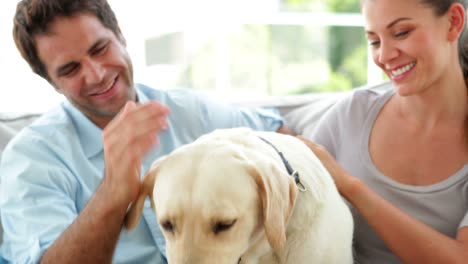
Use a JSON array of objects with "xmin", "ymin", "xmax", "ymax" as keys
[{"xmin": 297, "ymin": 136, "xmax": 358, "ymax": 199}]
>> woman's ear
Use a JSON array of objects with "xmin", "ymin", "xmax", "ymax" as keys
[{"xmin": 447, "ymin": 3, "xmax": 466, "ymax": 42}]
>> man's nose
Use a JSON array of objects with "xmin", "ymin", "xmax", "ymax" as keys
[{"xmin": 82, "ymin": 58, "xmax": 105, "ymax": 85}]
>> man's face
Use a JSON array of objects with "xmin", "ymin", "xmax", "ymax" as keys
[{"xmin": 36, "ymin": 13, "xmax": 136, "ymax": 128}]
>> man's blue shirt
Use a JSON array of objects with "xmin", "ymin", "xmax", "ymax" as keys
[{"xmin": 0, "ymin": 84, "xmax": 283, "ymax": 263}]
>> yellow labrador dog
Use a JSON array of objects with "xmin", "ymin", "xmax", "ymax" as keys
[{"xmin": 125, "ymin": 127, "xmax": 353, "ymax": 264}]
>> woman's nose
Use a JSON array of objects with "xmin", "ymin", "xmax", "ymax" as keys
[{"xmin": 377, "ymin": 40, "xmax": 398, "ymax": 65}]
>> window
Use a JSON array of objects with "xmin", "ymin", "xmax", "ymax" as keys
[
  {"xmin": 135, "ymin": 0, "xmax": 382, "ymax": 100},
  {"xmin": 0, "ymin": 0, "xmax": 382, "ymax": 113}
]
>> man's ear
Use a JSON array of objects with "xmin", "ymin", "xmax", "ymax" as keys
[
  {"xmin": 447, "ymin": 3, "xmax": 466, "ymax": 42},
  {"xmin": 116, "ymin": 26, "xmax": 127, "ymax": 46}
]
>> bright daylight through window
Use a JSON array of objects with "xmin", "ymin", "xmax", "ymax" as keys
[{"xmin": 0, "ymin": 0, "xmax": 381, "ymax": 113}]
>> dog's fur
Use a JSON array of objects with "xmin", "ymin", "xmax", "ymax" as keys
[{"xmin": 125, "ymin": 128, "xmax": 354, "ymax": 264}]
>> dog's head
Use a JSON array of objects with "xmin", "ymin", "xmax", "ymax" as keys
[{"xmin": 125, "ymin": 134, "xmax": 297, "ymax": 264}]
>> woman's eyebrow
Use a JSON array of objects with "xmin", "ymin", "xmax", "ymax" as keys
[{"xmin": 365, "ymin": 17, "xmax": 412, "ymax": 34}]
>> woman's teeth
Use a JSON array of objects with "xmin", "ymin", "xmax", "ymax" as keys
[{"xmin": 391, "ymin": 62, "xmax": 415, "ymax": 76}]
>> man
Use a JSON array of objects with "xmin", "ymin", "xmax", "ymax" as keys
[{"xmin": 0, "ymin": 0, "xmax": 293, "ymax": 263}]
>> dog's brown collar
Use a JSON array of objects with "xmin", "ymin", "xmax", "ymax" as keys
[{"xmin": 258, "ymin": 137, "xmax": 307, "ymax": 192}]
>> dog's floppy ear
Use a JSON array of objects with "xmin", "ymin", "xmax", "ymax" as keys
[
  {"xmin": 124, "ymin": 159, "xmax": 162, "ymax": 231},
  {"xmin": 249, "ymin": 158, "xmax": 298, "ymax": 253}
]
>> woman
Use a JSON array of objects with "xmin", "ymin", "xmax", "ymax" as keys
[{"xmin": 300, "ymin": 0, "xmax": 468, "ymax": 263}]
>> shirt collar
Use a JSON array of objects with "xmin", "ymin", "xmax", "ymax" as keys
[{"xmin": 64, "ymin": 85, "xmax": 148, "ymax": 158}]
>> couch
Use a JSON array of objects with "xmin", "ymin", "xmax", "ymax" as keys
[{"xmin": 0, "ymin": 81, "xmax": 392, "ymax": 258}]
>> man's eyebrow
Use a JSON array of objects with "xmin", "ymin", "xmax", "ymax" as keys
[
  {"xmin": 88, "ymin": 38, "xmax": 108, "ymax": 53},
  {"xmin": 365, "ymin": 17, "xmax": 412, "ymax": 34},
  {"xmin": 56, "ymin": 62, "xmax": 77, "ymax": 77}
]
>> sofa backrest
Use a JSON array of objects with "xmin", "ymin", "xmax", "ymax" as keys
[{"xmin": 0, "ymin": 113, "xmax": 41, "ymax": 246}]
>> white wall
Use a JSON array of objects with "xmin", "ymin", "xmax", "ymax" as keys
[{"xmin": 0, "ymin": 1, "xmax": 62, "ymax": 113}]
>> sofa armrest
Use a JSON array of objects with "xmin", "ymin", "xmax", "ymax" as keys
[{"xmin": 0, "ymin": 114, "xmax": 40, "ymax": 154}]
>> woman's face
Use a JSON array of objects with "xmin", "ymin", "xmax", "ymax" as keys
[{"xmin": 362, "ymin": 0, "xmax": 459, "ymax": 95}]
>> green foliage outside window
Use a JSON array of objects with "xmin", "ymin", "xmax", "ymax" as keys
[
  {"xmin": 176, "ymin": 0, "xmax": 368, "ymax": 95},
  {"xmin": 282, "ymin": 0, "xmax": 366, "ymax": 94}
]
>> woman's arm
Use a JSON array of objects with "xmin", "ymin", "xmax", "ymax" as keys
[{"xmin": 298, "ymin": 136, "xmax": 468, "ymax": 264}]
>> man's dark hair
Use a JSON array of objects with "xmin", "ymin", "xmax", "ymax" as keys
[{"xmin": 13, "ymin": 0, "xmax": 121, "ymax": 81}]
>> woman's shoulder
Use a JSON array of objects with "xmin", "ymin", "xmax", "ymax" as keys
[
  {"xmin": 318, "ymin": 81, "xmax": 394, "ymax": 133},
  {"xmin": 330, "ymin": 81, "xmax": 394, "ymax": 118},
  {"xmin": 350, "ymin": 81, "xmax": 394, "ymax": 108}
]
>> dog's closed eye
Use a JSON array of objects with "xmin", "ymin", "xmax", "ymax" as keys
[
  {"xmin": 212, "ymin": 219, "xmax": 237, "ymax": 235},
  {"xmin": 161, "ymin": 220, "xmax": 175, "ymax": 234}
]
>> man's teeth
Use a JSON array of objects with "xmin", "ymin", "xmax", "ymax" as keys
[
  {"xmin": 95, "ymin": 80, "xmax": 115, "ymax": 95},
  {"xmin": 391, "ymin": 62, "xmax": 415, "ymax": 76},
  {"xmin": 96, "ymin": 86, "xmax": 111, "ymax": 95}
]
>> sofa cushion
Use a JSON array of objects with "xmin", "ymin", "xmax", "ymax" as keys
[
  {"xmin": 282, "ymin": 82, "xmax": 392, "ymax": 137},
  {"xmin": 0, "ymin": 113, "xmax": 40, "ymax": 156}
]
